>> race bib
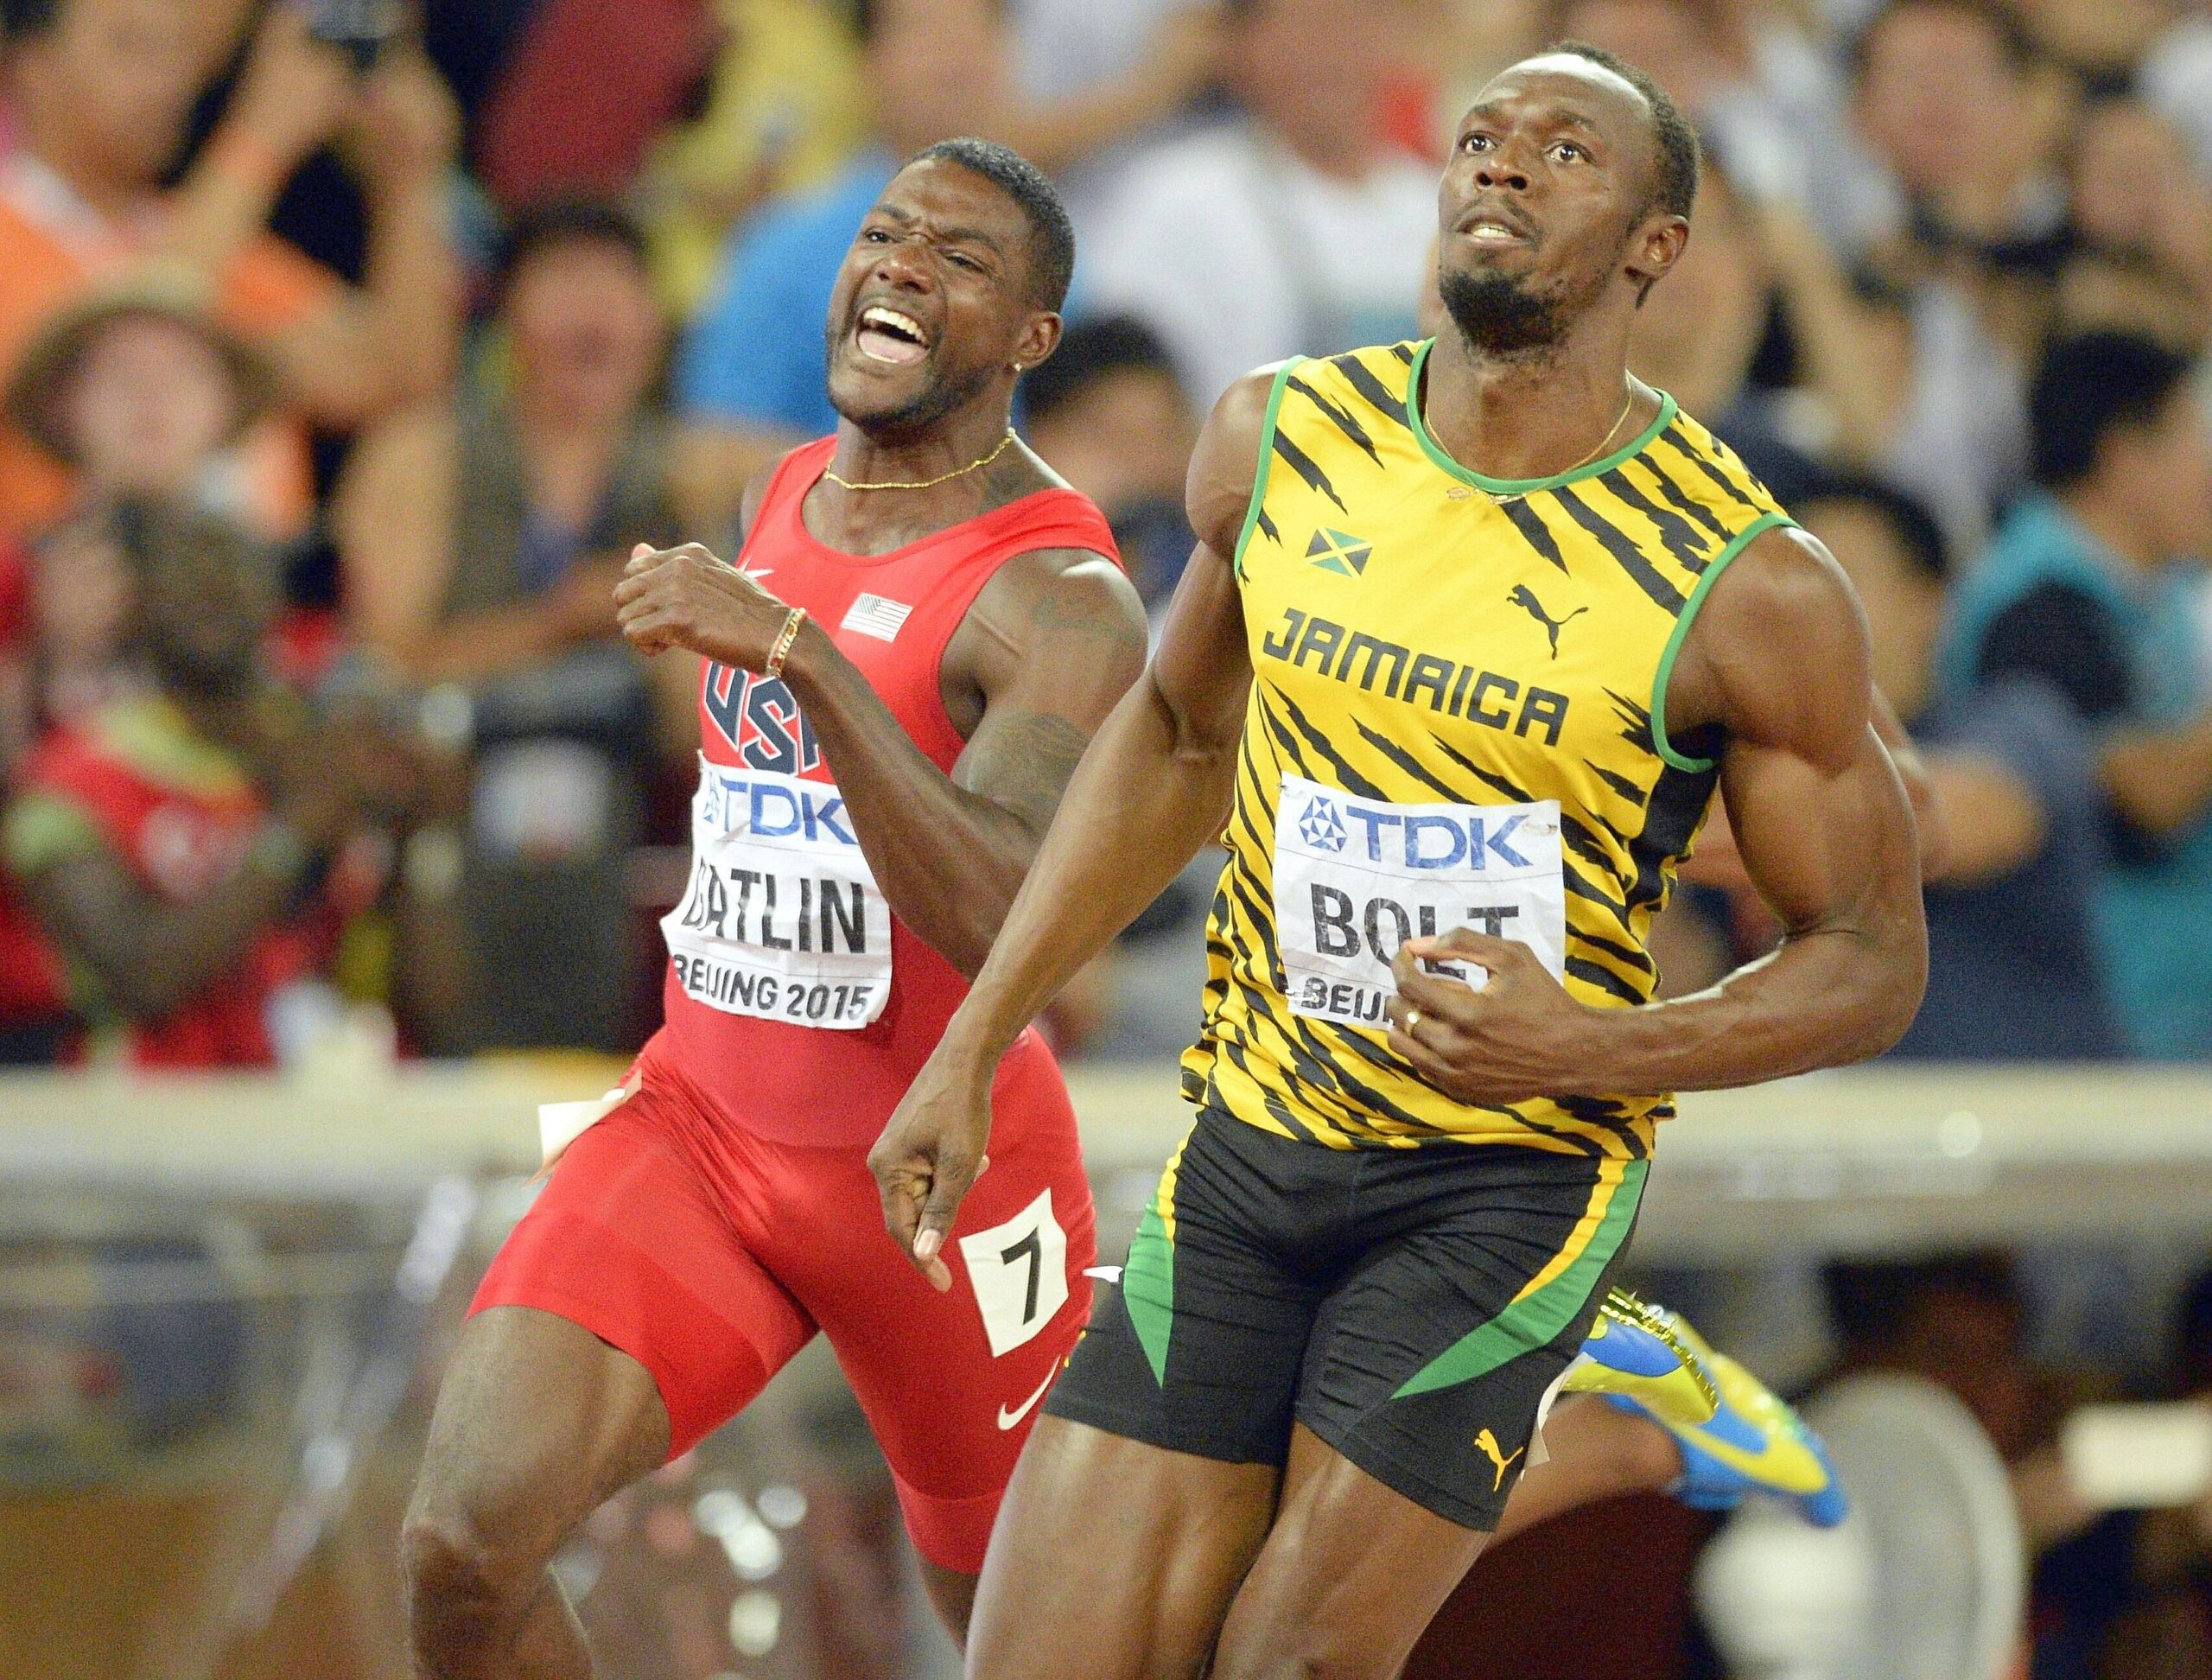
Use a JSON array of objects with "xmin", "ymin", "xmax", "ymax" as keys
[
  {"xmin": 661, "ymin": 754, "xmax": 893, "ymax": 1028},
  {"xmin": 1273, "ymin": 773, "xmax": 1566, "ymax": 1028}
]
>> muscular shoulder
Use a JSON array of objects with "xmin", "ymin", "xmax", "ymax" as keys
[
  {"xmin": 1186, "ymin": 362, "xmax": 1292, "ymax": 559},
  {"xmin": 964, "ymin": 546, "xmax": 1147, "ymax": 665},
  {"xmin": 1673, "ymin": 523, "xmax": 1872, "ymax": 770}
]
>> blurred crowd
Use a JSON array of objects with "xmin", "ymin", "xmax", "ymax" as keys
[
  {"xmin": 0, "ymin": 6, "xmax": 2210, "ymax": 1676},
  {"xmin": 0, "ymin": 0, "xmax": 2210, "ymax": 1079}
]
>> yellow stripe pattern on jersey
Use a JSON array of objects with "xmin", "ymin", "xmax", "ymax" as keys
[{"xmin": 1180, "ymin": 340, "xmax": 1793, "ymax": 1157}]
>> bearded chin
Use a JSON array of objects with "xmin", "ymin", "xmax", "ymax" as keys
[
  {"xmin": 825, "ymin": 324, "xmax": 997, "ymax": 438},
  {"xmin": 1438, "ymin": 266, "xmax": 1568, "ymax": 357}
]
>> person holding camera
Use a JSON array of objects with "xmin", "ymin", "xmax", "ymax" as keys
[
  {"xmin": 1, "ymin": 500, "xmax": 466, "ymax": 1066},
  {"xmin": 0, "ymin": 0, "xmax": 459, "ymax": 537}
]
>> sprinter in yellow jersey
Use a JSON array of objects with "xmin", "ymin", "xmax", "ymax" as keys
[{"xmin": 877, "ymin": 43, "xmax": 1927, "ymax": 1679}]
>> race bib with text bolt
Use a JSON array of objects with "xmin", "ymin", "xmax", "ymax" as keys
[
  {"xmin": 661, "ymin": 754, "xmax": 893, "ymax": 1028},
  {"xmin": 1272, "ymin": 773, "xmax": 1566, "ymax": 1028}
]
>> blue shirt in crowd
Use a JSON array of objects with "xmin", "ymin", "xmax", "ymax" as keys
[
  {"xmin": 676, "ymin": 152, "xmax": 897, "ymax": 439},
  {"xmin": 1891, "ymin": 681, "xmax": 2122, "ymax": 1061},
  {"xmin": 1939, "ymin": 492, "xmax": 2212, "ymax": 1059}
]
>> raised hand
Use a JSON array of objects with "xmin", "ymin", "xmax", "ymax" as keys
[{"xmin": 613, "ymin": 542, "xmax": 793, "ymax": 667}]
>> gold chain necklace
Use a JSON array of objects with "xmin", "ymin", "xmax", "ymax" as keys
[
  {"xmin": 1454, "ymin": 385, "xmax": 1639, "ymax": 505},
  {"xmin": 823, "ymin": 429, "xmax": 1018, "ymax": 492}
]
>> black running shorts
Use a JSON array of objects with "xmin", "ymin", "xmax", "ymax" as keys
[{"xmin": 1044, "ymin": 1105, "xmax": 1646, "ymax": 1530}]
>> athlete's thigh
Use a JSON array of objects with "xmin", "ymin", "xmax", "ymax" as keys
[
  {"xmin": 967, "ymin": 1416, "xmax": 1278, "ymax": 1680},
  {"xmin": 967, "ymin": 1110, "xmax": 1336, "ymax": 1675},
  {"xmin": 410, "ymin": 1303, "xmax": 672, "ymax": 1567},
  {"xmin": 1295, "ymin": 1146, "xmax": 1641, "ymax": 1537},
  {"xmin": 430, "ymin": 1081, "xmax": 817, "ymax": 1543},
  {"xmin": 1211, "ymin": 1422, "xmax": 1487, "ymax": 1680},
  {"xmin": 791, "ymin": 1051, "xmax": 1100, "ymax": 1579}
]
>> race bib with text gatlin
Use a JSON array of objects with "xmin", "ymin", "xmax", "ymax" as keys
[{"xmin": 661, "ymin": 754, "xmax": 893, "ymax": 1028}]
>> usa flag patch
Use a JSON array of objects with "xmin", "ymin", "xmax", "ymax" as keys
[{"xmin": 841, "ymin": 594, "xmax": 914, "ymax": 642}]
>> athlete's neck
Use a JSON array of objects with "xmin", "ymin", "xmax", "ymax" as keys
[
  {"xmin": 1420, "ymin": 325, "xmax": 1649, "ymax": 484},
  {"xmin": 807, "ymin": 400, "xmax": 1051, "ymax": 557}
]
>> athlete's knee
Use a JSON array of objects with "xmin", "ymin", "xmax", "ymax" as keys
[{"xmin": 400, "ymin": 1476, "xmax": 551, "ymax": 1651}]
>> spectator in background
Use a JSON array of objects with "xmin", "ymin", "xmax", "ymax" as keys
[
  {"xmin": 1942, "ymin": 332, "xmax": 2212, "ymax": 1060},
  {"xmin": 338, "ymin": 200, "xmax": 682, "ymax": 1052},
  {"xmin": 1079, "ymin": 0, "xmax": 1434, "ymax": 405},
  {"xmin": 641, "ymin": 0, "xmax": 870, "ymax": 315},
  {"xmin": 1847, "ymin": 0, "xmax": 2049, "ymax": 547},
  {"xmin": 673, "ymin": 0, "xmax": 1222, "ymax": 528},
  {"xmin": 0, "ymin": 0, "xmax": 460, "ymax": 537},
  {"xmin": 1799, "ymin": 477, "xmax": 2122, "ymax": 1060},
  {"xmin": 0, "ymin": 279, "xmax": 278, "ymax": 776},
  {"xmin": 2056, "ymin": 96, "xmax": 2212, "ymax": 350},
  {"xmin": 1021, "ymin": 313, "xmax": 1197, "ymax": 616},
  {"xmin": 1622, "ymin": 165, "xmax": 1884, "ymax": 508},
  {"xmin": 2, "ymin": 500, "xmax": 461, "ymax": 1066}
]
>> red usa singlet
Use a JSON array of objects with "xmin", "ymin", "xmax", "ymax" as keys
[{"xmin": 644, "ymin": 436, "xmax": 1121, "ymax": 1146}]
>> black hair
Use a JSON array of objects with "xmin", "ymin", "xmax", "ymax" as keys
[
  {"xmin": 1021, "ymin": 314, "xmax": 1180, "ymax": 423},
  {"xmin": 1802, "ymin": 474, "xmax": 1951, "ymax": 582},
  {"xmin": 493, "ymin": 197, "xmax": 652, "ymax": 303},
  {"xmin": 0, "ymin": 0, "xmax": 59, "ymax": 41},
  {"xmin": 1542, "ymin": 39, "xmax": 1700, "ymax": 220},
  {"xmin": 908, "ymin": 137, "xmax": 1076, "ymax": 313},
  {"xmin": 1821, "ymin": 1253, "xmax": 2019, "ymax": 1352},
  {"xmin": 2031, "ymin": 330, "xmax": 2196, "ymax": 488}
]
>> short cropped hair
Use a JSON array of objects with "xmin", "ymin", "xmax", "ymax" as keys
[
  {"xmin": 2031, "ymin": 331, "xmax": 2196, "ymax": 488},
  {"xmin": 1021, "ymin": 314, "xmax": 1180, "ymax": 424},
  {"xmin": 493, "ymin": 198, "xmax": 652, "ymax": 303},
  {"xmin": 910, "ymin": 137, "xmax": 1076, "ymax": 314},
  {"xmin": 1542, "ymin": 39, "xmax": 1700, "ymax": 220}
]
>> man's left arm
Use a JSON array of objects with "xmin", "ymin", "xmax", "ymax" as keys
[
  {"xmin": 615, "ymin": 542, "xmax": 1148, "ymax": 977},
  {"xmin": 1387, "ymin": 525, "xmax": 1928, "ymax": 1101}
]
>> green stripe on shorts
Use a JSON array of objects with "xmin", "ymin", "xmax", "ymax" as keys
[{"xmin": 1391, "ymin": 1157, "xmax": 1647, "ymax": 1399}]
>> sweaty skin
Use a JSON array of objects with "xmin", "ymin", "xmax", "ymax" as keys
[
  {"xmin": 402, "ymin": 156, "xmax": 1145, "ymax": 1677},
  {"xmin": 873, "ymin": 55, "xmax": 1926, "ymax": 1680}
]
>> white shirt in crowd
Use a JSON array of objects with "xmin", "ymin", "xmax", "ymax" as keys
[{"xmin": 1077, "ymin": 121, "xmax": 1440, "ymax": 407}]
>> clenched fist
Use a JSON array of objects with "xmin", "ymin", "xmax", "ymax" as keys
[{"xmin": 613, "ymin": 542, "xmax": 798, "ymax": 671}]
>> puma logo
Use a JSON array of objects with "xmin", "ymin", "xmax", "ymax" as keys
[
  {"xmin": 1474, "ymin": 1428, "xmax": 1526, "ymax": 1492},
  {"xmin": 1508, "ymin": 585, "xmax": 1586, "ymax": 659}
]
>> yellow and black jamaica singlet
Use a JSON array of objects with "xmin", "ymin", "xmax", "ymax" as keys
[{"xmin": 1180, "ymin": 339, "xmax": 1793, "ymax": 1159}]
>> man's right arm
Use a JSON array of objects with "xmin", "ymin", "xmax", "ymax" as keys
[{"xmin": 868, "ymin": 366, "xmax": 1278, "ymax": 1285}]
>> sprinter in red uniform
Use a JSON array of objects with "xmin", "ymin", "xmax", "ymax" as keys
[{"xmin": 401, "ymin": 139, "xmax": 1147, "ymax": 1674}]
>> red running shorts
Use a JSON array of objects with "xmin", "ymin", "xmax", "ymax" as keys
[{"xmin": 470, "ymin": 1040, "xmax": 1096, "ymax": 1573}]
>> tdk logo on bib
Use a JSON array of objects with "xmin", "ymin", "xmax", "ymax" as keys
[
  {"xmin": 1273, "ymin": 773, "xmax": 1567, "ymax": 1029},
  {"xmin": 1299, "ymin": 794, "xmax": 1347, "ymax": 853},
  {"xmin": 699, "ymin": 771, "xmax": 856, "ymax": 848}
]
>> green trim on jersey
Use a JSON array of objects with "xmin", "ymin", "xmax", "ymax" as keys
[
  {"xmin": 1649, "ymin": 512, "xmax": 1796, "ymax": 773},
  {"xmin": 1405, "ymin": 338, "xmax": 1678, "ymax": 498}
]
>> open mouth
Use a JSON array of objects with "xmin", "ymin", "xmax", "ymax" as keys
[
  {"xmin": 855, "ymin": 303, "xmax": 930, "ymax": 366},
  {"xmin": 1461, "ymin": 216, "xmax": 1530, "ymax": 248}
]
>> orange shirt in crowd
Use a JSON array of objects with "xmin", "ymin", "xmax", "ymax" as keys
[{"xmin": 0, "ymin": 153, "xmax": 334, "ymax": 538}]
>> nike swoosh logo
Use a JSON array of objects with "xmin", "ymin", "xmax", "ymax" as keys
[
  {"xmin": 996, "ymin": 1370, "xmax": 1057, "ymax": 1431},
  {"xmin": 1083, "ymin": 1266, "xmax": 1122, "ymax": 1284}
]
